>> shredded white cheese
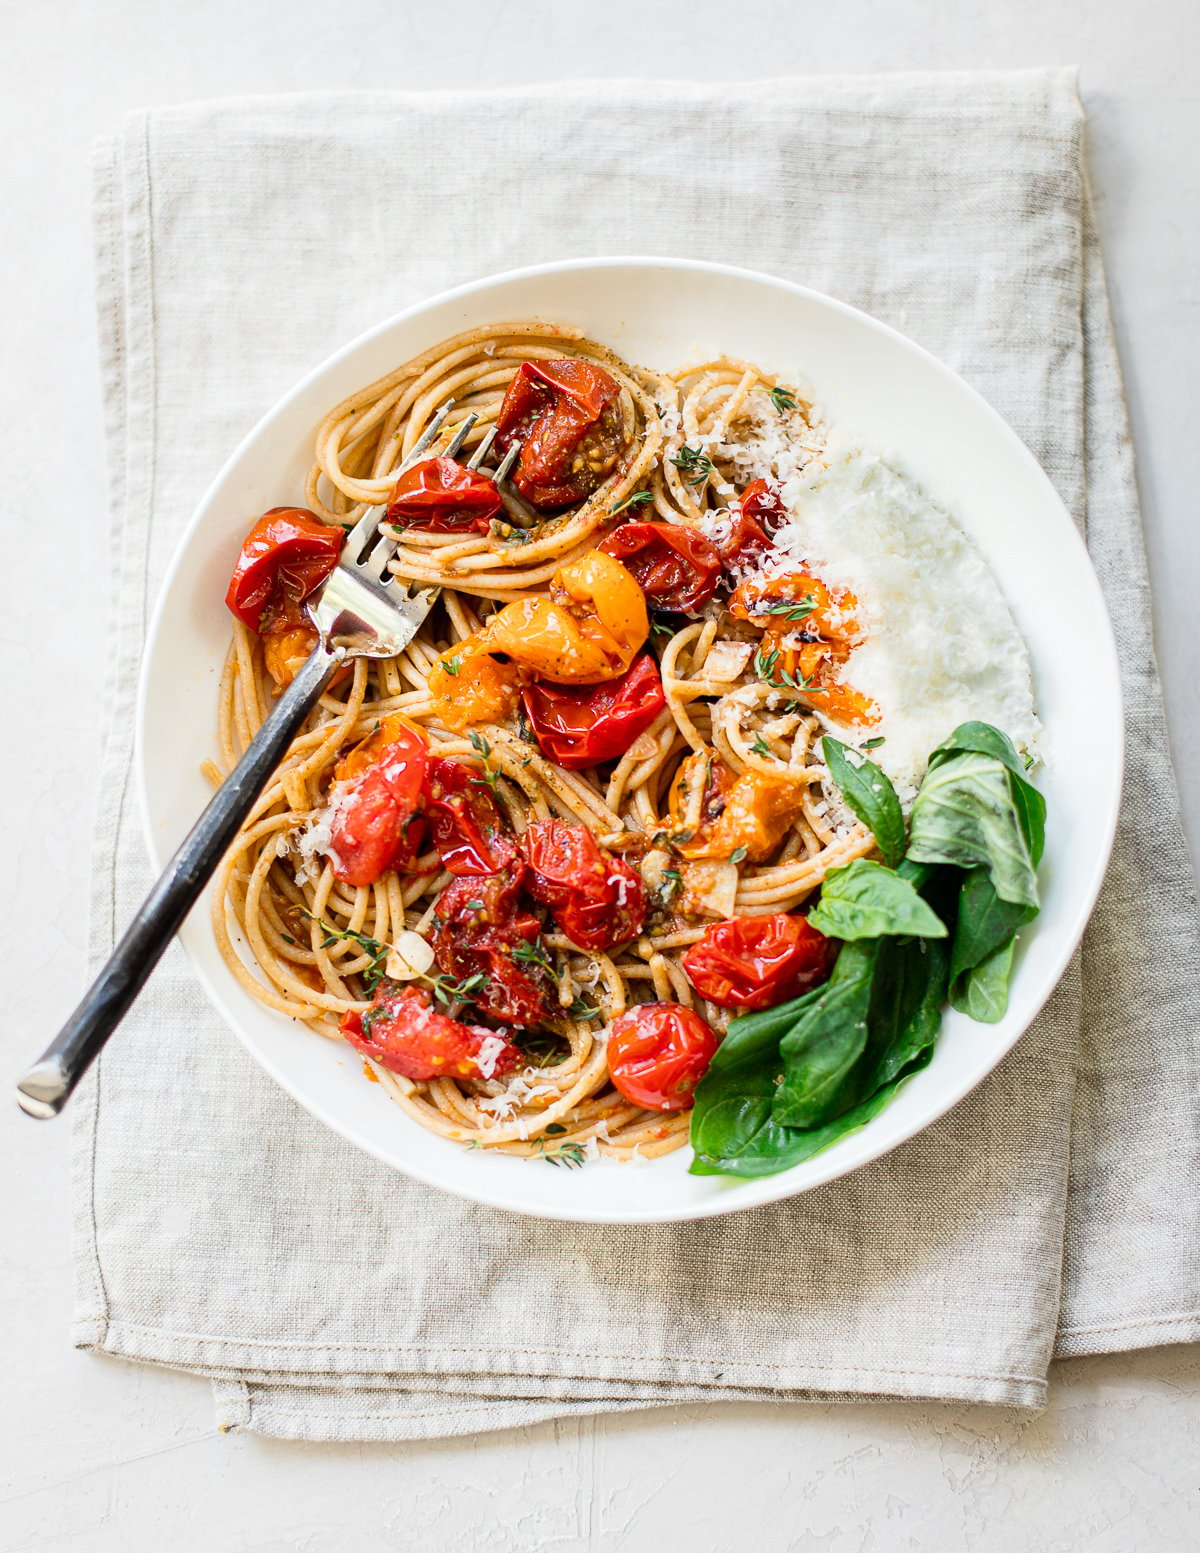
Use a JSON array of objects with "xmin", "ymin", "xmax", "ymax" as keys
[{"xmin": 749, "ymin": 430, "xmax": 1040, "ymax": 801}]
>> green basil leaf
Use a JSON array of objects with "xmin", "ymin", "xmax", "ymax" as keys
[
  {"xmin": 929, "ymin": 721, "xmax": 1046, "ymax": 867},
  {"xmin": 691, "ymin": 1066, "xmax": 928, "ymax": 1177},
  {"xmin": 821, "ymin": 737, "xmax": 906, "ymax": 867},
  {"xmin": 927, "ymin": 720, "xmax": 1029, "ymax": 781},
  {"xmin": 688, "ymin": 989, "xmax": 825, "ymax": 1176},
  {"xmin": 863, "ymin": 933, "xmax": 949, "ymax": 1086},
  {"xmin": 947, "ymin": 866, "xmax": 1035, "ymax": 1017},
  {"xmin": 906, "ymin": 749, "xmax": 1039, "ymax": 909},
  {"xmin": 770, "ymin": 942, "xmax": 878, "ymax": 1127},
  {"xmin": 808, "ymin": 859, "xmax": 947, "ymax": 942},
  {"xmin": 953, "ymin": 934, "xmax": 1016, "ymax": 1023}
]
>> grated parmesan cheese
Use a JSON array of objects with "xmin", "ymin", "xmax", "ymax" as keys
[{"xmin": 759, "ymin": 430, "xmax": 1040, "ymax": 800}]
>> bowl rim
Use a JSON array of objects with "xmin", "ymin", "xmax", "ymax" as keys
[{"xmin": 135, "ymin": 254, "xmax": 1124, "ymax": 1223}]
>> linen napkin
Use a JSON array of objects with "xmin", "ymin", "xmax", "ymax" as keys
[{"xmin": 75, "ymin": 70, "xmax": 1200, "ymax": 1442}]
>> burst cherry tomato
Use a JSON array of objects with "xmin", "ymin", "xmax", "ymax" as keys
[
  {"xmin": 341, "ymin": 985, "xmax": 520, "ymax": 1081},
  {"xmin": 385, "ymin": 456, "xmax": 503, "ymax": 534},
  {"xmin": 606, "ymin": 1003, "xmax": 717, "ymax": 1111},
  {"xmin": 714, "ymin": 479, "xmax": 785, "ymax": 566},
  {"xmin": 518, "ymin": 820, "xmax": 645, "ymax": 951},
  {"xmin": 682, "ymin": 912, "xmax": 836, "ymax": 1010},
  {"xmin": 467, "ymin": 551, "xmax": 648, "ymax": 684},
  {"xmin": 431, "ymin": 872, "xmax": 555, "ymax": 1028},
  {"xmin": 597, "ymin": 521, "xmax": 722, "ymax": 612},
  {"xmin": 423, "ymin": 756, "xmax": 518, "ymax": 876},
  {"xmin": 328, "ymin": 719, "xmax": 429, "ymax": 887},
  {"xmin": 521, "ymin": 654, "xmax": 665, "ymax": 769},
  {"xmin": 495, "ymin": 358, "xmax": 625, "ymax": 509},
  {"xmin": 225, "ymin": 507, "xmax": 342, "ymax": 633}
]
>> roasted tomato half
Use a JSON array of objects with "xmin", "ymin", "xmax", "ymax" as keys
[
  {"xmin": 521, "ymin": 654, "xmax": 665, "ymax": 769},
  {"xmin": 422, "ymin": 756, "xmax": 518, "ymax": 877},
  {"xmin": 597, "ymin": 521, "xmax": 722, "ymax": 613},
  {"xmin": 606, "ymin": 1003, "xmax": 717, "ymax": 1111},
  {"xmin": 431, "ymin": 872, "xmax": 555, "ymax": 1028},
  {"xmin": 713, "ymin": 478, "xmax": 786, "ymax": 567},
  {"xmin": 495, "ymin": 358, "xmax": 625, "ymax": 510},
  {"xmin": 465, "ymin": 551, "xmax": 649, "ymax": 685},
  {"xmin": 225, "ymin": 507, "xmax": 343, "ymax": 685},
  {"xmin": 328, "ymin": 717, "xmax": 430, "ymax": 887},
  {"xmin": 341, "ymin": 984, "xmax": 520, "ymax": 1081},
  {"xmin": 518, "ymin": 819, "xmax": 646, "ymax": 952},
  {"xmin": 385, "ymin": 456, "xmax": 503, "ymax": 534},
  {"xmin": 682, "ymin": 912, "xmax": 836, "ymax": 1010}
]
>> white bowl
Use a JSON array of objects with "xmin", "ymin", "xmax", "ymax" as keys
[{"xmin": 137, "ymin": 258, "xmax": 1122, "ymax": 1223}]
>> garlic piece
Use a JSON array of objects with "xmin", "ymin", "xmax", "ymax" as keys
[{"xmin": 385, "ymin": 930, "xmax": 435, "ymax": 981}]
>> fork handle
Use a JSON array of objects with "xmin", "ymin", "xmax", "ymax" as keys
[{"xmin": 14, "ymin": 645, "xmax": 344, "ymax": 1119}]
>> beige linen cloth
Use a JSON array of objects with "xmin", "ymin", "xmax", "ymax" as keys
[{"xmin": 75, "ymin": 70, "xmax": 1200, "ymax": 1442}]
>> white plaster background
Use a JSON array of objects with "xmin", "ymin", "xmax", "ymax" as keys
[{"xmin": 2, "ymin": 1, "xmax": 1198, "ymax": 1547}]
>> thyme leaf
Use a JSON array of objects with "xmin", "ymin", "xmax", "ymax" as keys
[
  {"xmin": 671, "ymin": 445, "xmax": 717, "ymax": 486},
  {"xmin": 610, "ymin": 489, "xmax": 654, "ymax": 516}
]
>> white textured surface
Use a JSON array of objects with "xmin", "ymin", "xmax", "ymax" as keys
[{"xmin": 2, "ymin": 1, "xmax": 1197, "ymax": 1547}]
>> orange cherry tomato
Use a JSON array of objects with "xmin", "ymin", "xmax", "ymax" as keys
[
  {"xmin": 682, "ymin": 913, "xmax": 835, "ymax": 1010},
  {"xmin": 427, "ymin": 651, "xmax": 521, "ymax": 732},
  {"xmin": 467, "ymin": 551, "xmax": 649, "ymax": 684},
  {"xmin": 341, "ymin": 985, "xmax": 520, "ymax": 1081},
  {"xmin": 606, "ymin": 1003, "xmax": 718, "ymax": 1111},
  {"xmin": 701, "ymin": 766, "xmax": 806, "ymax": 863}
]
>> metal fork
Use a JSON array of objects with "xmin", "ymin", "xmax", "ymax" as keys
[{"xmin": 15, "ymin": 402, "xmax": 518, "ymax": 1119}]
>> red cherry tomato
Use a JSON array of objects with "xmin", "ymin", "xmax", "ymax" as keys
[
  {"xmin": 385, "ymin": 456, "xmax": 503, "ymax": 534},
  {"xmin": 422, "ymin": 756, "xmax": 518, "ymax": 877},
  {"xmin": 225, "ymin": 507, "xmax": 343, "ymax": 634},
  {"xmin": 341, "ymin": 985, "xmax": 520, "ymax": 1081},
  {"xmin": 713, "ymin": 478, "xmax": 787, "ymax": 567},
  {"xmin": 597, "ymin": 521, "xmax": 722, "ymax": 612},
  {"xmin": 495, "ymin": 358, "xmax": 624, "ymax": 510},
  {"xmin": 431, "ymin": 872, "xmax": 555, "ymax": 1028},
  {"xmin": 329, "ymin": 722, "xmax": 430, "ymax": 888},
  {"xmin": 518, "ymin": 819, "xmax": 645, "ymax": 951},
  {"xmin": 606, "ymin": 1003, "xmax": 717, "ymax": 1111},
  {"xmin": 521, "ymin": 654, "xmax": 665, "ymax": 770},
  {"xmin": 682, "ymin": 912, "xmax": 836, "ymax": 1010}
]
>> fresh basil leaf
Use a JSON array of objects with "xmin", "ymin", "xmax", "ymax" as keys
[
  {"xmin": 691, "ymin": 1065, "xmax": 928, "ymax": 1177},
  {"xmin": 954, "ymin": 935, "xmax": 1016, "ymax": 1023},
  {"xmin": 929, "ymin": 721, "xmax": 1046, "ymax": 867},
  {"xmin": 808, "ymin": 859, "xmax": 947, "ymax": 942},
  {"xmin": 688, "ymin": 990, "xmax": 824, "ymax": 1176},
  {"xmin": 863, "ymin": 933, "xmax": 949, "ymax": 1086},
  {"xmin": 770, "ymin": 941, "xmax": 878, "ymax": 1128},
  {"xmin": 927, "ymin": 720, "xmax": 1029, "ymax": 782},
  {"xmin": 906, "ymin": 749, "xmax": 1039, "ymax": 909},
  {"xmin": 947, "ymin": 866, "xmax": 1035, "ymax": 1016},
  {"xmin": 822, "ymin": 737, "xmax": 906, "ymax": 867}
]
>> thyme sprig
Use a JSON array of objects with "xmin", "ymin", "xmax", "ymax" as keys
[
  {"xmin": 752, "ymin": 645, "xmax": 825, "ymax": 698},
  {"xmin": 670, "ymin": 445, "xmax": 717, "ymax": 486},
  {"xmin": 468, "ymin": 729, "xmax": 503, "ymax": 795},
  {"xmin": 755, "ymin": 594, "xmax": 816, "ymax": 623},
  {"xmin": 766, "ymin": 385, "xmax": 798, "ymax": 414},
  {"xmin": 611, "ymin": 489, "xmax": 655, "ymax": 516},
  {"xmin": 301, "ymin": 911, "xmax": 482, "ymax": 1008}
]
